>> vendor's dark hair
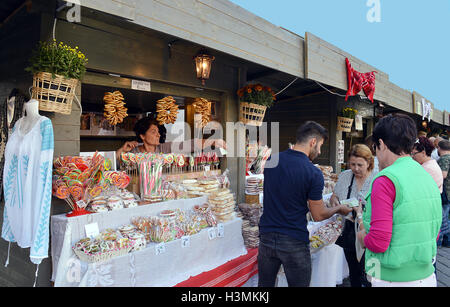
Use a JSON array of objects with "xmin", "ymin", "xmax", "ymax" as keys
[
  {"xmin": 134, "ymin": 117, "xmax": 159, "ymax": 142},
  {"xmin": 296, "ymin": 121, "xmax": 328, "ymax": 144},
  {"xmin": 414, "ymin": 136, "xmax": 434, "ymax": 157},
  {"xmin": 372, "ymin": 113, "xmax": 417, "ymax": 155},
  {"xmin": 439, "ymin": 140, "xmax": 450, "ymax": 151}
]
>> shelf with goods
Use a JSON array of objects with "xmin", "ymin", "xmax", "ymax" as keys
[{"xmin": 50, "ymin": 150, "xmax": 247, "ymax": 286}]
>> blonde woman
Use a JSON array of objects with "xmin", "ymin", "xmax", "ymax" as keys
[{"xmin": 330, "ymin": 144, "xmax": 377, "ymax": 287}]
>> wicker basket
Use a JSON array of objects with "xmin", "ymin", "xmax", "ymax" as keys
[
  {"xmin": 73, "ymin": 244, "xmax": 133, "ymax": 263},
  {"xmin": 32, "ymin": 72, "xmax": 78, "ymax": 115},
  {"xmin": 245, "ymin": 193, "xmax": 260, "ymax": 205},
  {"xmin": 239, "ymin": 102, "xmax": 267, "ymax": 127},
  {"xmin": 337, "ymin": 117, "xmax": 354, "ymax": 133}
]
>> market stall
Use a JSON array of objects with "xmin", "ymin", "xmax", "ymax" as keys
[{"xmin": 49, "ymin": 147, "xmax": 254, "ymax": 287}]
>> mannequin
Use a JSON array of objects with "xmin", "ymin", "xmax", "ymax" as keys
[{"xmin": 20, "ymin": 99, "xmax": 41, "ymax": 135}]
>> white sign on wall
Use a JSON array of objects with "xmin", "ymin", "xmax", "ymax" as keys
[{"xmin": 338, "ymin": 140, "xmax": 345, "ymax": 164}]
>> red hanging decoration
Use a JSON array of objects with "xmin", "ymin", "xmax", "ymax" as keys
[{"xmin": 345, "ymin": 58, "xmax": 377, "ymax": 103}]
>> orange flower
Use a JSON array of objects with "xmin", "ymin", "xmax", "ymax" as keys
[
  {"xmin": 237, "ymin": 88, "xmax": 244, "ymax": 97},
  {"xmin": 255, "ymin": 85, "xmax": 263, "ymax": 92},
  {"xmin": 247, "ymin": 88, "xmax": 252, "ymax": 94}
]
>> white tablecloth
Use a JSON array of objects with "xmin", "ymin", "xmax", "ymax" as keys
[
  {"xmin": 50, "ymin": 196, "xmax": 248, "ymax": 287},
  {"xmin": 275, "ymin": 244, "xmax": 349, "ymax": 287}
]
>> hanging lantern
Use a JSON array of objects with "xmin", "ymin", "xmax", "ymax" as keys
[{"xmin": 194, "ymin": 48, "xmax": 215, "ymax": 86}]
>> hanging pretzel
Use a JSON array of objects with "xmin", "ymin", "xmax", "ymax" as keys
[
  {"xmin": 156, "ymin": 96, "xmax": 179, "ymax": 125},
  {"xmin": 103, "ymin": 91, "xmax": 128, "ymax": 126},
  {"xmin": 193, "ymin": 97, "xmax": 212, "ymax": 127}
]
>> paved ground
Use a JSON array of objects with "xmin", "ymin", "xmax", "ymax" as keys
[
  {"xmin": 338, "ymin": 246, "xmax": 450, "ymax": 287},
  {"xmin": 436, "ymin": 246, "xmax": 450, "ymax": 287}
]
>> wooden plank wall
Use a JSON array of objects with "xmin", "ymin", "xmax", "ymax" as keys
[
  {"xmin": 387, "ymin": 82, "xmax": 413, "ymax": 114},
  {"xmin": 305, "ymin": 32, "xmax": 390, "ymax": 104},
  {"xmin": 433, "ymin": 109, "xmax": 444, "ymax": 125},
  {"xmin": 264, "ymin": 92, "xmax": 337, "ymax": 167},
  {"xmin": 131, "ymin": 0, "xmax": 305, "ymax": 78},
  {"xmin": 65, "ymin": 0, "xmax": 137, "ymax": 20}
]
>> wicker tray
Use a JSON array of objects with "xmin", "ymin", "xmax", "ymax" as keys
[
  {"xmin": 32, "ymin": 72, "xmax": 78, "ymax": 115},
  {"xmin": 239, "ymin": 102, "xmax": 267, "ymax": 127},
  {"xmin": 73, "ymin": 244, "xmax": 133, "ymax": 263}
]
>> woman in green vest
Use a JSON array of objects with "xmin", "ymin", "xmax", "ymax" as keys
[{"xmin": 355, "ymin": 113, "xmax": 442, "ymax": 287}]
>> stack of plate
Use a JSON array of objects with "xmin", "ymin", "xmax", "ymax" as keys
[
  {"xmin": 241, "ymin": 220, "xmax": 259, "ymax": 248},
  {"xmin": 245, "ymin": 177, "xmax": 263, "ymax": 194},
  {"xmin": 208, "ymin": 188, "xmax": 236, "ymax": 222}
]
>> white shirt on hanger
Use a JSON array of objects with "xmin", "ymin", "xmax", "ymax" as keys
[{"xmin": 2, "ymin": 100, "xmax": 54, "ymax": 265}]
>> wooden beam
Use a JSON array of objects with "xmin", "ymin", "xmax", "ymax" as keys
[
  {"xmin": 276, "ymin": 90, "xmax": 327, "ymax": 104},
  {"xmin": 247, "ymin": 70, "xmax": 279, "ymax": 81},
  {"xmin": 0, "ymin": 0, "xmax": 32, "ymax": 28}
]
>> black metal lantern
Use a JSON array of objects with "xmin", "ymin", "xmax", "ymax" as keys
[{"xmin": 194, "ymin": 48, "xmax": 215, "ymax": 86}]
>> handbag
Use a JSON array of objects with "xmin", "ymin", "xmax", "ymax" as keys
[{"xmin": 335, "ymin": 174, "xmax": 357, "ymax": 251}]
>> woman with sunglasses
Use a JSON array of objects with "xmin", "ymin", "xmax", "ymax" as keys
[{"xmin": 355, "ymin": 114, "xmax": 442, "ymax": 287}]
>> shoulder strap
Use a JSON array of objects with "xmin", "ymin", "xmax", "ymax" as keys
[{"xmin": 347, "ymin": 174, "xmax": 355, "ymax": 199}]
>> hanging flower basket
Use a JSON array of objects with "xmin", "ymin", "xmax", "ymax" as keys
[
  {"xmin": 237, "ymin": 84, "xmax": 275, "ymax": 127},
  {"xmin": 32, "ymin": 72, "xmax": 78, "ymax": 115},
  {"xmin": 337, "ymin": 116, "xmax": 354, "ymax": 132},
  {"xmin": 26, "ymin": 40, "xmax": 88, "ymax": 115},
  {"xmin": 239, "ymin": 102, "xmax": 267, "ymax": 127}
]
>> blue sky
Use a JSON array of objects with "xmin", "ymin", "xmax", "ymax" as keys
[{"xmin": 229, "ymin": 0, "xmax": 449, "ymax": 112}]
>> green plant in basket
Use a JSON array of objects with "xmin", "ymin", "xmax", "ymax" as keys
[
  {"xmin": 26, "ymin": 39, "xmax": 88, "ymax": 80},
  {"xmin": 341, "ymin": 107, "xmax": 358, "ymax": 119},
  {"xmin": 237, "ymin": 84, "xmax": 276, "ymax": 108}
]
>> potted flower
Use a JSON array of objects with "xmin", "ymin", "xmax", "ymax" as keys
[
  {"xmin": 237, "ymin": 84, "xmax": 276, "ymax": 126},
  {"xmin": 26, "ymin": 39, "xmax": 88, "ymax": 115},
  {"xmin": 337, "ymin": 107, "xmax": 358, "ymax": 132}
]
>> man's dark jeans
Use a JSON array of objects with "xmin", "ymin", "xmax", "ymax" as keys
[{"xmin": 258, "ymin": 232, "xmax": 311, "ymax": 287}]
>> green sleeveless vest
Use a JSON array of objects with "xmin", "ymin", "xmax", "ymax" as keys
[{"xmin": 363, "ymin": 157, "xmax": 442, "ymax": 282}]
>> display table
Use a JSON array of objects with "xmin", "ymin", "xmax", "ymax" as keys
[
  {"xmin": 275, "ymin": 244, "xmax": 349, "ymax": 287},
  {"xmin": 51, "ymin": 196, "xmax": 248, "ymax": 287},
  {"xmin": 175, "ymin": 248, "xmax": 258, "ymax": 287}
]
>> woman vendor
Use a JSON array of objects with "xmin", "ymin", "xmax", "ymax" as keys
[{"xmin": 116, "ymin": 117, "xmax": 226, "ymax": 157}]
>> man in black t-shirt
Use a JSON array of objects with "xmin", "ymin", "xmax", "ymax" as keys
[{"xmin": 258, "ymin": 121, "xmax": 352, "ymax": 287}]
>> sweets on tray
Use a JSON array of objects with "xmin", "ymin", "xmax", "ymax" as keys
[
  {"xmin": 208, "ymin": 189, "xmax": 236, "ymax": 223},
  {"xmin": 309, "ymin": 214, "xmax": 344, "ymax": 253},
  {"xmin": 238, "ymin": 203, "xmax": 262, "ymax": 248},
  {"xmin": 241, "ymin": 220, "xmax": 259, "ymax": 249},
  {"xmin": 72, "ymin": 229, "xmax": 133, "ymax": 263}
]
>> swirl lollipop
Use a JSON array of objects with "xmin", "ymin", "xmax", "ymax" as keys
[
  {"xmin": 103, "ymin": 158, "xmax": 112, "ymax": 171},
  {"xmin": 177, "ymin": 155, "xmax": 185, "ymax": 168},
  {"xmin": 117, "ymin": 173, "xmax": 131, "ymax": 189},
  {"xmin": 54, "ymin": 185, "xmax": 70, "ymax": 199},
  {"xmin": 89, "ymin": 185, "xmax": 103, "ymax": 198},
  {"xmin": 69, "ymin": 185, "xmax": 84, "ymax": 202}
]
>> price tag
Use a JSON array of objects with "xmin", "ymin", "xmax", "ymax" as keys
[
  {"xmin": 76, "ymin": 200, "xmax": 87, "ymax": 209},
  {"xmin": 85, "ymin": 223, "xmax": 99, "ymax": 239},
  {"xmin": 204, "ymin": 165, "xmax": 211, "ymax": 172},
  {"xmin": 155, "ymin": 243, "xmax": 166, "ymax": 255},
  {"xmin": 181, "ymin": 236, "xmax": 190, "ymax": 248},
  {"xmin": 208, "ymin": 228, "xmax": 216, "ymax": 240},
  {"xmin": 217, "ymin": 223, "xmax": 224, "ymax": 238}
]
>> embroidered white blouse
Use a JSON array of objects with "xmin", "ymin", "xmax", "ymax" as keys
[{"xmin": 2, "ymin": 115, "xmax": 54, "ymax": 264}]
